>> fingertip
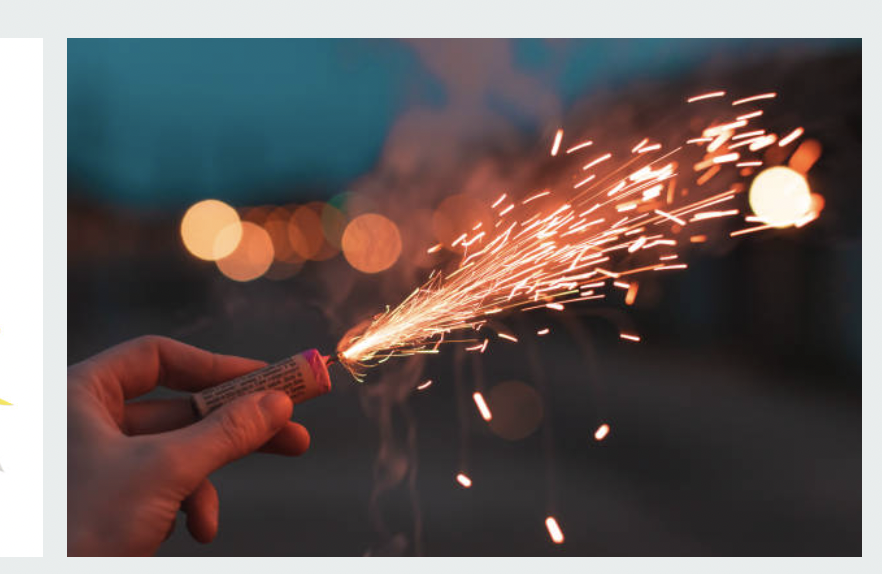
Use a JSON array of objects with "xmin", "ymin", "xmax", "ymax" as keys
[
  {"xmin": 261, "ymin": 422, "xmax": 311, "ymax": 456},
  {"xmin": 184, "ymin": 479, "xmax": 219, "ymax": 544},
  {"xmin": 287, "ymin": 421, "xmax": 311, "ymax": 455}
]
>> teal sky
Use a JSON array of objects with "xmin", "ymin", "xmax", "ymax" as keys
[{"xmin": 67, "ymin": 39, "xmax": 857, "ymax": 207}]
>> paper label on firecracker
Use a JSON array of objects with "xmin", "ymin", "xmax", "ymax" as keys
[{"xmin": 192, "ymin": 351, "xmax": 330, "ymax": 416}]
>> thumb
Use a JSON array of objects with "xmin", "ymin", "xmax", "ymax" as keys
[{"xmin": 165, "ymin": 391, "xmax": 293, "ymax": 485}]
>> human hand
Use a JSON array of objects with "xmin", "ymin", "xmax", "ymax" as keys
[{"xmin": 67, "ymin": 335, "xmax": 310, "ymax": 556}]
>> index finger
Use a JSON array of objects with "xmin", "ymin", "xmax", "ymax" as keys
[{"xmin": 70, "ymin": 335, "xmax": 266, "ymax": 399}]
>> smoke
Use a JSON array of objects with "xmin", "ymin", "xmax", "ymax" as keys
[{"xmin": 317, "ymin": 39, "xmax": 563, "ymax": 555}]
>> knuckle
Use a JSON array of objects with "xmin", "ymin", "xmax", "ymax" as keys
[{"xmin": 216, "ymin": 404, "xmax": 262, "ymax": 455}]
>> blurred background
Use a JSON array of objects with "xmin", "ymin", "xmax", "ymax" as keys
[{"xmin": 68, "ymin": 39, "xmax": 861, "ymax": 556}]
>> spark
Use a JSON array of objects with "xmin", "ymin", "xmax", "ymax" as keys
[
  {"xmin": 594, "ymin": 423, "xmax": 610, "ymax": 441},
  {"xmin": 631, "ymin": 138, "xmax": 649, "ymax": 153},
  {"xmin": 642, "ymin": 184, "xmax": 663, "ymax": 200},
  {"xmin": 704, "ymin": 120, "xmax": 747, "ymax": 136},
  {"xmin": 691, "ymin": 209, "xmax": 739, "ymax": 221},
  {"xmin": 582, "ymin": 153, "xmax": 612, "ymax": 171},
  {"xmin": 736, "ymin": 110, "xmax": 763, "ymax": 120},
  {"xmin": 654, "ymin": 209, "xmax": 687, "ymax": 226},
  {"xmin": 473, "ymin": 392, "xmax": 492, "ymax": 421},
  {"xmin": 713, "ymin": 152, "xmax": 740, "ymax": 164},
  {"xmin": 778, "ymin": 127, "xmax": 804, "ymax": 147},
  {"xmin": 416, "ymin": 379, "xmax": 433, "ymax": 390},
  {"xmin": 732, "ymin": 92, "xmax": 777, "ymax": 106},
  {"xmin": 687, "ymin": 90, "xmax": 725, "ymax": 103},
  {"xmin": 628, "ymin": 236, "xmax": 647, "ymax": 252},
  {"xmin": 749, "ymin": 134, "xmax": 777, "ymax": 151},
  {"xmin": 730, "ymin": 224, "xmax": 776, "ymax": 237},
  {"xmin": 655, "ymin": 263, "xmax": 688, "ymax": 271},
  {"xmin": 696, "ymin": 165, "xmax": 721, "ymax": 186},
  {"xmin": 607, "ymin": 180, "xmax": 627, "ymax": 197},
  {"xmin": 550, "ymin": 129, "xmax": 564, "ymax": 156},
  {"xmin": 456, "ymin": 473, "xmax": 473, "ymax": 488},
  {"xmin": 335, "ymin": 91, "xmax": 818, "ymax": 380},
  {"xmin": 625, "ymin": 283, "xmax": 639, "ymax": 305},
  {"xmin": 566, "ymin": 140, "xmax": 593, "ymax": 154},
  {"xmin": 545, "ymin": 517, "xmax": 565, "ymax": 544},
  {"xmin": 732, "ymin": 130, "xmax": 765, "ymax": 141},
  {"xmin": 427, "ymin": 243, "xmax": 443, "ymax": 254},
  {"xmin": 523, "ymin": 190, "xmax": 550, "ymax": 204},
  {"xmin": 795, "ymin": 210, "xmax": 819, "ymax": 227},
  {"xmin": 537, "ymin": 328, "xmax": 550, "ymax": 336},
  {"xmin": 574, "ymin": 174, "xmax": 596, "ymax": 189}
]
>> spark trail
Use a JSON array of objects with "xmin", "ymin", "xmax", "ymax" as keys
[{"xmin": 337, "ymin": 90, "xmax": 819, "ymax": 380}]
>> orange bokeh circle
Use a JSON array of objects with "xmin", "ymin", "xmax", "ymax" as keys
[
  {"xmin": 216, "ymin": 222, "xmax": 275, "ymax": 282},
  {"xmin": 341, "ymin": 213, "xmax": 402, "ymax": 273},
  {"xmin": 180, "ymin": 199, "xmax": 242, "ymax": 261},
  {"xmin": 288, "ymin": 203, "xmax": 339, "ymax": 261}
]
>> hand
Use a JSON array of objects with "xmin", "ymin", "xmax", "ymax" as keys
[{"xmin": 67, "ymin": 335, "xmax": 310, "ymax": 556}]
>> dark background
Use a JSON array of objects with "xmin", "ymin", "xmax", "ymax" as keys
[{"xmin": 68, "ymin": 39, "xmax": 861, "ymax": 556}]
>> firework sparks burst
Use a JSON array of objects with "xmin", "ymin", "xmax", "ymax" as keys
[{"xmin": 337, "ymin": 90, "xmax": 819, "ymax": 381}]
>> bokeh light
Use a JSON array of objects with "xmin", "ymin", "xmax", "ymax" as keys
[
  {"xmin": 288, "ymin": 203, "xmax": 339, "ymax": 261},
  {"xmin": 487, "ymin": 381, "xmax": 544, "ymax": 441},
  {"xmin": 216, "ymin": 221, "xmax": 275, "ymax": 282},
  {"xmin": 749, "ymin": 166, "xmax": 812, "ymax": 227},
  {"xmin": 320, "ymin": 202, "xmax": 348, "ymax": 249},
  {"xmin": 242, "ymin": 205, "xmax": 274, "ymax": 227},
  {"xmin": 180, "ymin": 199, "xmax": 242, "ymax": 261},
  {"xmin": 263, "ymin": 207, "xmax": 300, "ymax": 263},
  {"xmin": 287, "ymin": 204, "xmax": 324, "ymax": 260},
  {"xmin": 341, "ymin": 213, "xmax": 402, "ymax": 273}
]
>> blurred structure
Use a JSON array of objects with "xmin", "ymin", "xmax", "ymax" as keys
[{"xmin": 68, "ymin": 39, "xmax": 860, "ymax": 556}]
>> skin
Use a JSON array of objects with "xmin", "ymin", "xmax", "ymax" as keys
[{"xmin": 68, "ymin": 335, "xmax": 311, "ymax": 556}]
